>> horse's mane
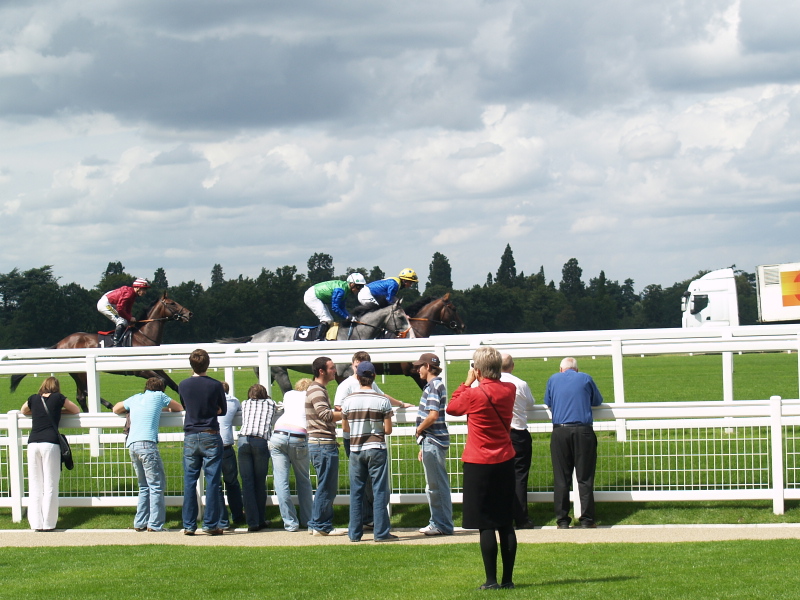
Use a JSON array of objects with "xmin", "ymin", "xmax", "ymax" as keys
[
  {"xmin": 351, "ymin": 304, "xmax": 379, "ymax": 318},
  {"xmin": 404, "ymin": 296, "xmax": 436, "ymax": 317}
]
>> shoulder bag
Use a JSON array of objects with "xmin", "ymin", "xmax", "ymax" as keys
[{"xmin": 39, "ymin": 395, "xmax": 74, "ymax": 470}]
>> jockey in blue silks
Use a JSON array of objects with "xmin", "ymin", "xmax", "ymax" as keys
[{"xmin": 358, "ymin": 268, "xmax": 418, "ymax": 308}]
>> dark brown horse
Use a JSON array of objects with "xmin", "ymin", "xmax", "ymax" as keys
[
  {"xmin": 343, "ymin": 293, "xmax": 467, "ymax": 388},
  {"xmin": 10, "ymin": 292, "xmax": 192, "ymax": 411}
]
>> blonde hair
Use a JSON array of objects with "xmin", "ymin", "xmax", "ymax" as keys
[
  {"xmin": 294, "ymin": 378, "xmax": 314, "ymax": 392},
  {"xmin": 37, "ymin": 376, "xmax": 61, "ymax": 395},
  {"xmin": 473, "ymin": 347, "xmax": 502, "ymax": 380}
]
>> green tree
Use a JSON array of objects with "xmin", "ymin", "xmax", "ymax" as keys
[
  {"xmin": 495, "ymin": 244, "xmax": 517, "ymax": 287},
  {"xmin": 211, "ymin": 264, "xmax": 225, "ymax": 287},
  {"xmin": 426, "ymin": 252, "xmax": 453, "ymax": 296},
  {"xmin": 559, "ymin": 258, "xmax": 585, "ymax": 301},
  {"xmin": 307, "ymin": 253, "xmax": 334, "ymax": 284},
  {"xmin": 96, "ymin": 261, "xmax": 133, "ymax": 293},
  {"xmin": 152, "ymin": 268, "xmax": 169, "ymax": 290},
  {"xmin": 368, "ymin": 266, "xmax": 385, "ymax": 282}
]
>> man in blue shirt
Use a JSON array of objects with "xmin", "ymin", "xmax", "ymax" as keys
[
  {"xmin": 114, "ymin": 378, "xmax": 183, "ymax": 532},
  {"xmin": 543, "ymin": 357, "xmax": 603, "ymax": 529}
]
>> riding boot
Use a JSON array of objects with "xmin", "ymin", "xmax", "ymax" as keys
[
  {"xmin": 113, "ymin": 324, "xmax": 126, "ymax": 347},
  {"xmin": 315, "ymin": 322, "xmax": 330, "ymax": 341}
]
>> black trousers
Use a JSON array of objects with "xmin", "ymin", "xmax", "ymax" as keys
[
  {"xmin": 550, "ymin": 425, "xmax": 597, "ymax": 525},
  {"xmin": 510, "ymin": 428, "xmax": 532, "ymax": 526}
]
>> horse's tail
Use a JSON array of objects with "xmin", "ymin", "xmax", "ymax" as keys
[
  {"xmin": 10, "ymin": 373, "xmax": 26, "ymax": 392},
  {"xmin": 216, "ymin": 336, "xmax": 253, "ymax": 344}
]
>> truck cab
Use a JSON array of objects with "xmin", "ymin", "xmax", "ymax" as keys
[{"xmin": 681, "ymin": 268, "xmax": 740, "ymax": 328}]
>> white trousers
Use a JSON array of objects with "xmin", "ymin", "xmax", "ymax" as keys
[
  {"xmin": 357, "ymin": 287, "xmax": 380, "ymax": 307},
  {"xmin": 97, "ymin": 295, "xmax": 127, "ymax": 326},
  {"xmin": 27, "ymin": 442, "xmax": 61, "ymax": 530},
  {"xmin": 303, "ymin": 287, "xmax": 333, "ymax": 324}
]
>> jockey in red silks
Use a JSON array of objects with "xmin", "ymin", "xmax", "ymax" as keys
[{"xmin": 96, "ymin": 278, "xmax": 151, "ymax": 346}]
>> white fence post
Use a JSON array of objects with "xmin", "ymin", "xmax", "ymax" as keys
[
  {"xmin": 86, "ymin": 355, "xmax": 102, "ymax": 457},
  {"xmin": 770, "ymin": 395, "xmax": 785, "ymax": 515},
  {"xmin": 7, "ymin": 411, "xmax": 25, "ymax": 523},
  {"xmin": 258, "ymin": 350, "xmax": 272, "ymax": 389},
  {"xmin": 722, "ymin": 331, "xmax": 734, "ymax": 402},
  {"xmin": 612, "ymin": 338, "xmax": 627, "ymax": 441}
]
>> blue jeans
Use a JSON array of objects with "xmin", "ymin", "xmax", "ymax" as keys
[
  {"xmin": 182, "ymin": 432, "xmax": 224, "ymax": 532},
  {"xmin": 129, "ymin": 441, "xmax": 167, "ymax": 531},
  {"xmin": 238, "ymin": 435, "xmax": 271, "ymax": 528},
  {"xmin": 269, "ymin": 433, "xmax": 313, "ymax": 531},
  {"xmin": 344, "ymin": 436, "xmax": 374, "ymax": 525},
  {"xmin": 217, "ymin": 445, "xmax": 244, "ymax": 528},
  {"xmin": 307, "ymin": 440, "xmax": 340, "ymax": 533},
  {"xmin": 348, "ymin": 448, "xmax": 390, "ymax": 541},
  {"xmin": 421, "ymin": 438, "xmax": 454, "ymax": 534}
]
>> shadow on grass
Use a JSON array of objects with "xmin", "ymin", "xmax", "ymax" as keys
[{"xmin": 538, "ymin": 576, "xmax": 639, "ymax": 587}]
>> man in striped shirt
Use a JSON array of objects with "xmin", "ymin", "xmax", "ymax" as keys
[{"xmin": 341, "ymin": 361, "xmax": 395, "ymax": 542}]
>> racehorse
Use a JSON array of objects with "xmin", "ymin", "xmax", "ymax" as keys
[
  {"xmin": 217, "ymin": 301, "xmax": 413, "ymax": 393},
  {"xmin": 342, "ymin": 293, "xmax": 466, "ymax": 388},
  {"xmin": 10, "ymin": 293, "xmax": 193, "ymax": 412}
]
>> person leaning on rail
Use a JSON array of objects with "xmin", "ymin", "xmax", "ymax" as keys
[{"xmin": 543, "ymin": 356, "xmax": 604, "ymax": 529}]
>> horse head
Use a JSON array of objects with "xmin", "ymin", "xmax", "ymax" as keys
[
  {"xmin": 387, "ymin": 300, "xmax": 414, "ymax": 339},
  {"xmin": 151, "ymin": 292, "xmax": 193, "ymax": 322},
  {"xmin": 437, "ymin": 293, "xmax": 465, "ymax": 333}
]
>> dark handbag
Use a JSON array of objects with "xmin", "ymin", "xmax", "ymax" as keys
[{"xmin": 39, "ymin": 395, "xmax": 74, "ymax": 470}]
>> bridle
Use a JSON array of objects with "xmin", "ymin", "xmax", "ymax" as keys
[
  {"xmin": 409, "ymin": 300, "xmax": 463, "ymax": 332},
  {"xmin": 346, "ymin": 305, "xmax": 413, "ymax": 339},
  {"xmin": 131, "ymin": 297, "xmax": 190, "ymax": 344}
]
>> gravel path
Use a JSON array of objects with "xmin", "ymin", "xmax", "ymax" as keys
[{"xmin": 4, "ymin": 524, "xmax": 800, "ymax": 547}]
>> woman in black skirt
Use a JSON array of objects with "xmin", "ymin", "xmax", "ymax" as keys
[{"xmin": 447, "ymin": 346, "xmax": 518, "ymax": 589}]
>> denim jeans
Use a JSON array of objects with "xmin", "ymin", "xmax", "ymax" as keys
[
  {"xmin": 238, "ymin": 435, "xmax": 271, "ymax": 528},
  {"xmin": 344, "ymin": 434, "xmax": 374, "ymax": 525},
  {"xmin": 307, "ymin": 440, "xmax": 340, "ymax": 533},
  {"xmin": 348, "ymin": 448, "xmax": 390, "ymax": 541},
  {"xmin": 421, "ymin": 438, "xmax": 454, "ymax": 534},
  {"xmin": 129, "ymin": 441, "xmax": 167, "ymax": 531},
  {"xmin": 217, "ymin": 445, "xmax": 244, "ymax": 528},
  {"xmin": 182, "ymin": 432, "xmax": 224, "ymax": 532},
  {"xmin": 269, "ymin": 433, "xmax": 313, "ymax": 531}
]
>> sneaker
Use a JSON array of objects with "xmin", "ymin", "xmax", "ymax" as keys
[
  {"xmin": 182, "ymin": 529, "xmax": 195, "ymax": 536},
  {"xmin": 418, "ymin": 525, "xmax": 443, "ymax": 536},
  {"xmin": 312, "ymin": 528, "xmax": 347, "ymax": 536},
  {"xmin": 374, "ymin": 533, "xmax": 399, "ymax": 542},
  {"xmin": 204, "ymin": 528, "xmax": 224, "ymax": 536}
]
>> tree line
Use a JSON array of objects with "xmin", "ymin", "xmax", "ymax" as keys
[{"xmin": 0, "ymin": 247, "xmax": 758, "ymax": 349}]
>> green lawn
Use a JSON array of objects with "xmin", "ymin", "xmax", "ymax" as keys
[{"xmin": 3, "ymin": 540, "xmax": 799, "ymax": 599}]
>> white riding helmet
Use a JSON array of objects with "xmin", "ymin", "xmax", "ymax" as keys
[
  {"xmin": 132, "ymin": 278, "xmax": 151, "ymax": 289},
  {"xmin": 346, "ymin": 273, "xmax": 366, "ymax": 286}
]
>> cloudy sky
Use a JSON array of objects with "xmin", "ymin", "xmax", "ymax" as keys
[{"xmin": 1, "ymin": 0, "xmax": 798, "ymax": 293}]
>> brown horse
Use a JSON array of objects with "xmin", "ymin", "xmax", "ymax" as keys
[
  {"xmin": 342, "ymin": 293, "xmax": 466, "ymax": 388},
  {"xmin": 10, "ymin": 292, "xmax": 192, "ymax": 411}
]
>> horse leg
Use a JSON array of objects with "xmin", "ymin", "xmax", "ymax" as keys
[
  {"xmin": 152, "ymin": 369, "xmax": 179, "ymax": 393},
  {"xmin": 271, "ymin": 366, "xmax": 293, "ymax": 395},
  {"xmin": 70, "ymin": 373, "xmax": 89, "ymax": 413}
]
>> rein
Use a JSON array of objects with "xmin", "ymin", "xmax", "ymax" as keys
[{"xmin": 347, "ymin": 308, "xmax": 412, "ymax": 339}]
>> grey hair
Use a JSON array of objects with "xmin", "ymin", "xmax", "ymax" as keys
[
  {"xmin": 473, "ymin": 346, "xmax": 502, "ymax": 380},
  {"xmin": 560, "ymin": 357, "xmax": 578, "ymax": 371}
]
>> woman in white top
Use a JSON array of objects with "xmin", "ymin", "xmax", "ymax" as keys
[{"xmin": 268, "ymin": 379, "xmax": 314, "ymax": 532}]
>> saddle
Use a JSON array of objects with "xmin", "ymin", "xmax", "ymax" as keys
[
  {"xmin": 97, "ymin": 330, "xmax": 133, "ymax": 348},
  {"xmin": 292, "ymin": 324, "xmax": 339, "ymax": 342}
]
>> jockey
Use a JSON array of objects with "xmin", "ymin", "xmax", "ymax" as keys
[
  {"xmin": 358, "ymin": 268, "xmax": 419, "ymax": 308},
  {"xmin": 97, "ymin": 278, "xmax": 151, "ymax": 346},
  {"xmin": 303, "ymin": 273, "xmax": 366, "ymax": 341}
]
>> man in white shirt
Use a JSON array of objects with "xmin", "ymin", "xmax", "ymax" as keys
[{"xmin": 501, "ymin": 353, "xmax": 536, "ymax": 529}]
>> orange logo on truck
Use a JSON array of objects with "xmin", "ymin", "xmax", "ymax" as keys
[{"xmin": 781, "ymin": 271, "xmax": 800, "ymax": 306}]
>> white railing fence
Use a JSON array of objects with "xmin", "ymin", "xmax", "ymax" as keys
[{"xmin": 2, "ymin": 324, "xmax": 800, "ymax": 523}]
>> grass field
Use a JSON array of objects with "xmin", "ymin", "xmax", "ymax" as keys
[{"xmin": 4, "ymin": 540, "xmax": 800, "ymax": 599}]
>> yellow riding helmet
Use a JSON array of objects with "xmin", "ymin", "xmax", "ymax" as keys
[{"xmin": 398, "ymin": 268, "xmax": 418, "ymax": 282}]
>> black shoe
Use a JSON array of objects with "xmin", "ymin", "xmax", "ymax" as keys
[
  {"xmin": 557, "ymin": 522, "xmax": 571, "ymax": 529},
  {"xmin": 500, "ymin": 582, "xmax": 515, "ymax": 589},
  {"xmin": 580, "ymin": 521, "xmax": 598, "ymax": 529},
  {"xmin": 515, "ymin": 520, "xmax": 535, "ymax": 530},
  {"xmin": 247, "ymin": 525, "xmax": 261, "ymax": 532},
  {"xmin": 478, "ymin": 583, "xmax": 500, "ymax": 590}
]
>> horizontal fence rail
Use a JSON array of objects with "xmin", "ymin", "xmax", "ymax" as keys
[
  {"xmin": 2, "ymin": 325, "xmax": 800, "ymax": 523},
  {"xmin": 2, "ymin": 397, "xmax": 800, "ymax": 522}
]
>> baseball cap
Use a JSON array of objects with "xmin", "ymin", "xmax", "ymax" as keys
[
  {"xmin": 412, "ymin": 353, "xmax": 441, "ymax": 367},
  {"xmin": 356, "ymin": 361, "xmax": 376, "ymax": 376}
]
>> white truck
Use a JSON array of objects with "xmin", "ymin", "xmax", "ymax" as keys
[{"xmin": 681, "ymin": 263, "xmax": 800, "ymax": 327}]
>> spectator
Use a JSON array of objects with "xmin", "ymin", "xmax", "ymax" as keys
[
  {"xmin": 269, "ymin": 378, "xmax": 314, "ymax": 532},
  {"xmin": 238, "ymin": 383, "xmax": 281, "ymax": 532},
  {"xmin": 21, "ymin": 377, "xmax": 80, "ymax": 531},
  {"xmin": 500, "ymin": 353, "xmax": 536, "ymax": 529},
  {"xmin": 543, "ymin": 357, "xmax": 603, "ymax": 529},
  {"xmin": 341, "ymin": 361, "xmax": 395, "ymax": 542},
  {"xmin": 447, "ymin": 347, "xmax": 517, "ymax": 590},
  {"xmin": 179, "ymin": 348, "xmax": 227, "ymax": 536},
  {"xmin": 305, "ymin": 356, "xmax": 346, "ymax": 536},
  {"xmin": 217, "ymin": 381, "xmax": 245, "ymax": 530},
  {"xmin": 413, "ymin": 352, "xmax": 454, "ymax": 536},
  {"xmin": 113, "ymin": 377, "xmax": 183, "ymax": 532}
]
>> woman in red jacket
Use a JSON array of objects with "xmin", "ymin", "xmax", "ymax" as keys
[{"xmin": 447, "ymin": 346, "xmax": 518, "ymax": 590}]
